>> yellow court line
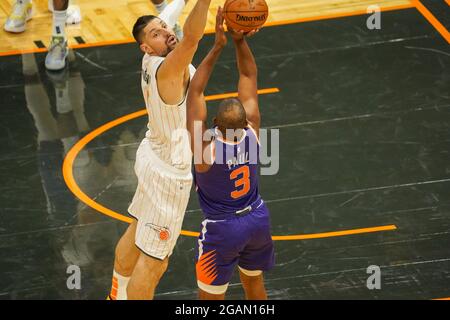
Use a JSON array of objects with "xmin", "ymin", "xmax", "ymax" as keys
[
  {"xmin": 0, "ymin": 47, "xmax": 48, "ymax": 57},
  {"xmin": 0, "ymin": 4, "xmax": 414, "ymax": 57},
  {"xmin": 272, "ymin": 225, "xmax": 397, "ymax": 241},
  {"xmin": 62, "ymin": 87, "xmax": 397, "ymax": 240},
  {"xmin": 411, "ymin": 0, "xmax": 450, "ymax": 44}
]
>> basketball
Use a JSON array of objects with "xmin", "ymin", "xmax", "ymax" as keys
[{"xmin": 223, "ymin": 0, "xmax": 269, "ymax": 32}]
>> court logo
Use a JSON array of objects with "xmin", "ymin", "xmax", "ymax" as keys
[
  {"xmin": 366, "ymin": 5, "xmax": 381, "ymax": 30},
  {"xmin": 146, "ymin": 223, "xmax": 171, "ymax": 241},
  {"xmin": 66, "ymin": 265, "xmax": 81, "ymax": 290},
  {"xmin": 366, "ymin": 265, "xmax": 381, "ymax": 290}
]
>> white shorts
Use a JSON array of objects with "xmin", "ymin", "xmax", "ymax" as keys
[{"xmin": 128, "ymin": 139, "xmax": 193, "ymax": 260}]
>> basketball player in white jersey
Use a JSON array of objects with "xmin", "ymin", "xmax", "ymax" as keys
[{"xmin": 108, "ymin": 0, "xmax": 212, "ymax": 300}]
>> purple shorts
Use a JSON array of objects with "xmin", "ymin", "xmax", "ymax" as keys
[{"xmin": 195, "ymin": 200, "xmax": 275, "ymax": 286}]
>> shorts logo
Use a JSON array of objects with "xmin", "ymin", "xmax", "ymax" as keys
[
  {"xmin": 196, "ymin": 250, "xmax": 218, "ymax": 285},
  {"xmin": 145, "ymin": 223, "xmax": 171, "ymax": 241}
]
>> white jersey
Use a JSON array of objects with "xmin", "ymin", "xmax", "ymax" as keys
[
  {"xmin": 141, "ymin": 53, "xmax": 196, "ymax": 172},
  {"xmin": 128, "ymin": 54, "xmax": 196, "ymax": 260}
]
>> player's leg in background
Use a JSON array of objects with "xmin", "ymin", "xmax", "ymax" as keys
[
  {"xmin": 4, "ymin": 0, "xmax": 33, "ymax": 33},
  {"xmin": 152, "ymin": 0, "xmax": 189, "ymax": 40},
  {"xmin": 49, "ymin": 0, "xmax": 82, "ymax": 25},
  {"xmin": 126, "ymin": 253, "xmax": 169, "ymax": 300},
  {"xmin": 22, "ymin": 53, "xmax": 59, "ymax": 143},
  {"xmin": 238, "ymin": 267, "xmax": 268, "ymax": 300},
  {"xmin": 45, "ymin": 0, "xmax": 69, "ymax": 71},
  {"xmin": 109, "ymin": 220, "xmax": 141, "ymax": 300},
  {"xmin": 67, "ymin": 49, "xmax": 89, "ymax": 135}
]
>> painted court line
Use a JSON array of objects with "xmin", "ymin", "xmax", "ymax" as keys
[
  {"xmin": 411, "ymin": 0, "xmax": 450, "ymax": 43},
  {"xmin": 266, "ymin": 178, "xmax": 450, "ymax": 205},
  {"xmin": 267, "ymin": 104, "xmax": 450, "ymax": 129}
]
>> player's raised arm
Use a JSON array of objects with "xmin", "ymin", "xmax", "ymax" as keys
[
  {"xmin": 158, "ymin": 0, "xmax": 211, "ymax": 104},
  {"xmin": 187, "ymin": 7, "xmax": 227, "ymax": 172},
  {"xmin": 229, "ymin": 28, "xmax": 261, "ymax": 132}
]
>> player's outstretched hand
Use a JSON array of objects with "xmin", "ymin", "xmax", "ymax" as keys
[
  {"xmin": 226, "ymin": 23, "xmax": 260, "ymax": 41},
  {"xmin": 214, "ymin": 6, "xmax": 227, "ymax": 48}
]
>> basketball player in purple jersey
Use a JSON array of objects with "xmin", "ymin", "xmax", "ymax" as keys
[{"xmin": 187, "ymin": 7, "xmax": 274, "ymax": 300}]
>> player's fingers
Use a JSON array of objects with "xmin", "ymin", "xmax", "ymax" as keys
[
  {"xmin": 217, "ymin": 7, "xmax": 224, "ymax": 26},
  {"xmin": 216, "ymin": 6, "xmax": 221, "ymax": 23},
  {"xmin": 248, "ymin": 27, "xmax": 262, "ymax": 37},
  {"xmin": 246, "ymin": 30, "xmax": 256, "ymax": 37}
]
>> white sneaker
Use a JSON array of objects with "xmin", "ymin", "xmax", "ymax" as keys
[
  {"xmin": 4, "ymin": 0, "xmax": 33, "ymax": 33},
  {"xmin": 45, "ymin": 36, "xmax": 69, "ymax": 71},
  {"xmin": 48, "ymin": 0, "xmax": 82, "ymax": 25}
]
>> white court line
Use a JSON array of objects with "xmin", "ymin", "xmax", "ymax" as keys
[
  {"xmin": 155, "ymin": 257, "xmax": 450, "ymax": 297},
  {"xmin": 262, "ymin": 258, "xmax": 450, "ymax": 284},
  {"xmin": 266, "ymin": 104, "xmax": 450, "ymax": 129},
  {"xmin": 266, "ymin": 178, "xmax": 450, "ymax": 204},
  {"xmin": 217, "ymin": 35, "xmax": 431, "ymax": 65}
]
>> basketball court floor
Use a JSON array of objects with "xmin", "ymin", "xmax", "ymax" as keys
[{"xmin": 0, "ymin": 0, "xmax": 449, "ymax": 299}]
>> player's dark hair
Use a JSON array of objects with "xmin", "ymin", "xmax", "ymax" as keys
[
  {"xmin": 132, "ymin": 15, "xmax": 158, "ymax": 44},
  {"xmin": 216, "ymin": 98, "xmax": 247, "ymax": 134}
]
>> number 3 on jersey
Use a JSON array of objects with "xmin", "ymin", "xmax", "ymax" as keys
[{"xmin": 230, "ymin": 166, "xmax": 250, "ymax": 199}]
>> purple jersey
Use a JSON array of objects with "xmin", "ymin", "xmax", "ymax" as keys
[{"xmin": 194, "ymin": 126, "xmax": 261, "ymax": 219}]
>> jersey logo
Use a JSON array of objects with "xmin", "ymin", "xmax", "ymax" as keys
[
  {"xmin": 145, "ymin": 223, "xmax": 171, "ymax": 241},
  {"xmin": 142, "ymin": 68, "xmax": 150, "ymax": 84}
]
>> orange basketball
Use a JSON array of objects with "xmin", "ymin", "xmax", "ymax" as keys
[{"xmin": 223, "ymin": 0, "xmax": 269, "ymax": 32}]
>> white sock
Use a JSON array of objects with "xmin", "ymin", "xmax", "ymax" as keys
[
  {"xmin": 110, "ymin": 270, "xmax": 130, "ymax": 300},
  {"xmin": 158, "ymin": 0, "xmax": 185, "ymax": 28},
  {"xmin": 154, "ymin": 0, "xmax": 167, "ymax": 14},
  {"xmin": 52, "ymin": 9, "xmax": 67, "ymax": 39}
]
